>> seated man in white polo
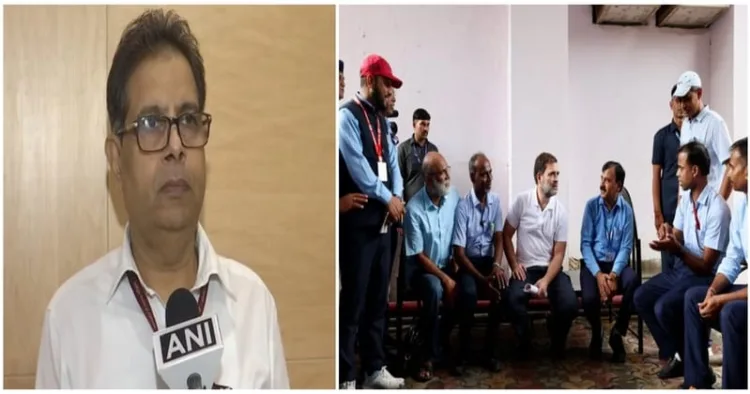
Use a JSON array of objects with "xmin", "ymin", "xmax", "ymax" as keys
[{"xmin": 502, "ymin": 152, "xmax": 577, "ymax": 360}]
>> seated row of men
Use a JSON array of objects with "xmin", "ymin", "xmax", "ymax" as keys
[
  {"xmin": 397, "ymin": 140, "xmax": 746, "ymax": 389},
  {"xmin": 400, "ymin": 150, "xmax": 634, "ymax": 381}
]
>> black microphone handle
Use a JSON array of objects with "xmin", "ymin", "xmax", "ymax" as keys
[{"xmin": 187, "ymin": 373, "xmax": 204, "ymax": 390}]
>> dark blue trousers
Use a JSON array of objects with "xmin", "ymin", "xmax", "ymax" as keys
[
  {"xmin": 455, "ymin": 256, "xmax": 501, "ymax": 358},
  {"xmin": 683, "ymin": 285, "xmax": 747, "ymax": 389},
  {"xmin": 411, "ymin": 265, "xmax": 456, "ymax": 362},
  {"xmin": 580, "ymin": 262, "xmax": 639, "ymax": 336},
  {"xmin": 633, "ymin": 269, "xmax": 713, "ymax": 359},
  {"xmin": 504, "ymin": 266, "xmax": 578, "ymax": 347},
  {"xmin": 339, "ymin": 226, "xmax": 391, "ymax": 383}
]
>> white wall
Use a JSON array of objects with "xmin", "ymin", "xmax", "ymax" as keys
[
  {"xmin": 339, "ymin": 5, "xmax": 511, "ymax": 213},
  {"xmin": 732, "ymin": 5, "xmax": 748, "ymax": 140},
  {"xmin": 568, "ymin": 4, "xmax": 712, "ymax": 261},
  {"xmin": 509, "ymin": 4, "xmax": 570, "ymax": 221},
  {"xmin": 709, "ymin": 5, "xmax": 734, "ymax": 136}
]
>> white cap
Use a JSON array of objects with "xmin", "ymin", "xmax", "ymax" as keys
[{"xmin": 673, "ymin": 71, "xmax": 702, "ymax": 97}]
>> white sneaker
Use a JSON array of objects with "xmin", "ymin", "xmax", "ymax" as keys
[
  {"xmin": 339, "ymin": 380, "xmax": 356, "ymax": 390},
  {"xmin": 362, "ymin": 367, "xmax": 405, "ymax": 389}
]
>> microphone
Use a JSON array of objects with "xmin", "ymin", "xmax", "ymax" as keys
[
  {"xmin": 152, "ymin": 288, "xmax": 224, "ymax": 389},
  {"xmin": 523, "ymin": 283, "xmax": 540, "ymax": 295}
]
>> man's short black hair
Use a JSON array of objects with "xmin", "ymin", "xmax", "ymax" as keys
[
  {"xmin": 107, "ymin": 9, "xmax": 206, "ymax": 133},
  {"xmin": 533, "ymin": 152, "xmax": 557, "ymax": 184},
  {"xmin": 602, "ymin": 161, "xmax": 626, "ymax": 188},
  {"xmin": 412, "ymin": 108, "xmax": 431, "ymax": 122},
  {"xmin": 726, "ymin": 137, "xmax": 748, "ymax": 165},
  {"xmin": 678, "ymin": 141, "xmax": 711, "ymax": 176}
]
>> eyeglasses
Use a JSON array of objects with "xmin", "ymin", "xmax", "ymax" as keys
[{"xmin": 116, "ymin": 112, "xmax": 212, "ymax": 152}]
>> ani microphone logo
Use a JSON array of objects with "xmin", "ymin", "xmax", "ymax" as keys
[{"xmin": 158, "ymin": 317, "xmax": 218, "ymax": 363}]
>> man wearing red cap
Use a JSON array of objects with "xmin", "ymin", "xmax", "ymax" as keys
[{"xmin": 338, "ymin": 54, "xmax": 405, "ymax": 389}]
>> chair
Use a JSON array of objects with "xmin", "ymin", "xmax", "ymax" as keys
[{"xmin": 609, "ymin": 186, "xmax": 644, "ymax": 353}]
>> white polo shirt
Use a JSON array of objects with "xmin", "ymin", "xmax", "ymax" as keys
[
  {"xmin": 506, "ymin": 188, "xmax": 569, "ymax": 268},
  {"xmin": 680, "ymin": 106, "xmax": 732, "ymax": 192},
  {"xmin": 35, "ymin": 224, "xmax": 289, "ymax": 389}
]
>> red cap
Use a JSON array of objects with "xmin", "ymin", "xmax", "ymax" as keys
[{"xmin": 359, "ymin": 54, "xmax": 403, "ymax": 89}]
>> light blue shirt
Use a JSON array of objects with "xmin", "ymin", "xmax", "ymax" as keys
[
  {"xmin": 674, "ymin": 185, "xmax": 731, "ymax": 273},
  {"xmin": 339, "ymin": 95, "xmax": 403, "ymax": 204},
  {"xmin": 452, "ymin": 189, "xmax": 503, "ymax": 258},
  {"xmin": 716, "ymin": 194, "xmax": 748, "ymax": 283},
  {"xmin": 404, "ymin": 186, "xmax": 460, "ymax": 269},
  {"xmin": 580, "ymin": 195, "xmax": 634, "ymax": 276},
  {"xmin": 680, "ymin": 106, "xmax": 732, "ymax": 192}
]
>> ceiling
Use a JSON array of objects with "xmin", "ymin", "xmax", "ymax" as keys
[{"xmin": 591, "ymin": 4, "xmax": 730, "ymax": 29}]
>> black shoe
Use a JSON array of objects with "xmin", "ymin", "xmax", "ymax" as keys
[
  {"xmin": 608, "ymin": 328, "xmax": 626, "ymax": 363},
  {"xmin": 657, "ymin": 356, "xmax": 684, "ymax": 379}
]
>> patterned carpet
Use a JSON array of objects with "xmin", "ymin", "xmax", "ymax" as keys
[{"xmin": 399, "ymin": 317, "xmax": 724, "ymax": 389}]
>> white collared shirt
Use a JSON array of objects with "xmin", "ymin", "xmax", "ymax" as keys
[
  {"xmin": 680, "ymin": 106, "xmax": 732, "ymax": 192},
  {"xmin": 35, "ymin": 225, "xmax": 290, "ymax": 389},
  {"xmin": 506, "ymin": 188, "xmax": 569, "ymax": 268}
]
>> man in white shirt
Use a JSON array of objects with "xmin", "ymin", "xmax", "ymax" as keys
[
  {"xmin": 672, "ymin": 71, "xmax": 732, "ymax": 199},
  {"xmin": 502, "ymin": 152, "xmax": 577, "ymax": 360},
  {"xmin": 35, "ymin": 9, "xmax": 289, "ymax": 389}
]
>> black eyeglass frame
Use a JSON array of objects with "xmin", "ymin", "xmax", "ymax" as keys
[{"xmin": 115, "ymin": 112, "xmax": 212, "ymax": 152}]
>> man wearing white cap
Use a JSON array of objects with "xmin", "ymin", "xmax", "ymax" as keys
[{"xmin": 672, "ymin": 71, "xmax": 732, "ymax": 199}]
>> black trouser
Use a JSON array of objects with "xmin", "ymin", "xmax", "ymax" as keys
[
  {"xmin": 579, "ymin": 262, "xmax": 639, "ymax": 338},
  {"xmin": 633, "ymin": 268, "xmax": 713, "ymax": 360},
  {"xmin": 504, "ymin": 266, "xmax": 578, "ymax": 348},
  {"xmin": 339, "ymin": 225, "xmax": 391, "ymax": 383},
  {"xmin": 684, "ymin": 285, "xmax": 748, "ymax": 389},
  {"xmin": 455, "ymin": 256, "xmax": 500, "ymax": 359}
]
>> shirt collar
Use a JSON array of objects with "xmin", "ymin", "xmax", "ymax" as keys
[
  {"xmin": 669, "ymin": 121, "xmax": 680, "ymax": 134},
  {"xmin": 410, "ymin": 134, "xmax": 429, "ymax": 147},
  {"xmin": 690, "ymin": 105, "xmax": 710, "ymax": 123},
  {"xmin": 106, "ymin": 223, "xmax": 236, "ymax": 305},
  {"xmin": 598, "ymin": 194, "xmax": 623, "ymax": 211},
  {"xmin": 693, "ymin": 185, "xmax": 713, "ymax": 207},
  {"xmin": 531, "ymin": 188, "xmax": 556, "ymax": 212},
  {"xmin": 470, "ymin": 188, "xmax": 494, "ymax": 208},
  {"xmin": 355, "ymin": 93, "xmax": 375, "ymax": 111},
  {"xmin": 420, "ymin": 187, "xmax": 445, "ymax": 210}
]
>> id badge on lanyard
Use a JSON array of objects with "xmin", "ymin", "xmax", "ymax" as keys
[{"xmin": 355, "ymin": 98, "xmax": 388, "ymax": 182}]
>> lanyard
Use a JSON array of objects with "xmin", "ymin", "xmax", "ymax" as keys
[
  {"xmin": 126, "ymin": 271, "xmax": 208, "ymax": 332},
  {"xmin": 354, "ymin": 98, "xmax": 383, "ymax": 161},
  {"xmin": 413, "ymin": 142, "xmax": 426, "ymax": 163},
  {"xmin": 601, "ymin": 203, "xmax": 617, "ymax": 254},
  {"xmin": 692, "ymin": 200, "xmax": 701, "ymax": 231}
]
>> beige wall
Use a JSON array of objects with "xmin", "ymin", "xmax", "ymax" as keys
[{"xmin": 3, "ymin": 5, "xmax": 335, "ymax": 389}]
